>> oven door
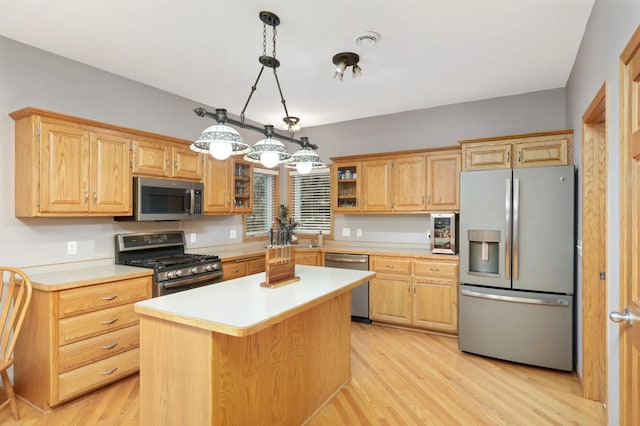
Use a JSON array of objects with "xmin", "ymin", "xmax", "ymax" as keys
[{"xmin": 156, "ymin": 271, "xmax": 223, "ymax": 297}]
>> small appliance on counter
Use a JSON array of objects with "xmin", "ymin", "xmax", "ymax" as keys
[{"xmin": 430, "ymin": 213, "xmax": 457, "ymax": 254}]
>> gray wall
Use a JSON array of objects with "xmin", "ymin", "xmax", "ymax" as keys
[
  {"xmin": 565, "ymin": 1, "xmax": 640, "ymax": 424},
  {"xmin": 0, "ymin": 35, "xmax": 567, "ymax": 267}
]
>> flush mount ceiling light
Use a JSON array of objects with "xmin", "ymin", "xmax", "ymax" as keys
[
  {"xmin": 355, "ymin": 31, "xmax": 381, "ymax": 47},
  {"xmin": 284, "ymin": 137, "xmax": 325, "ymax": 174},
  {"xmin": 333, "ymin": 52, "xmax": 361, "ymax": 81},
  {"xmin": 192, "ymin": 11, "xmax": 325, "ymax": 170}
]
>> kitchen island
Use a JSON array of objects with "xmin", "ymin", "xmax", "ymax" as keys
[{"xmin": 134, "ymin": 264, "xmax": 375, "ymax": 425}]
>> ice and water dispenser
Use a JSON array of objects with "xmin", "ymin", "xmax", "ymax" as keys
[{"xmin": 467, "ymin": 230, "xmax": 500, "ymax": 276}]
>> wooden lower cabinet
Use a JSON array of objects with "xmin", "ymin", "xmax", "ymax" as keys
[
  {"xmin": 14, "ymin": 275, "xmax": 152, "ymax": 410},
  {"xmin": 223, "ymin": 255, "xmax": 266, "ymax": 280},
  {"xmin": 295, "ymin": 250, "xmax": 321, "ymax": 266},
  {"xmin": 370, "ymin": 255, "xmax": 459, "ymax": 334}
]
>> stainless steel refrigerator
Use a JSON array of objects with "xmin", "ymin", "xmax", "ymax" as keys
[{"xmin": 458, "ymin": 165, "xmax": 574, "ymax": 371}]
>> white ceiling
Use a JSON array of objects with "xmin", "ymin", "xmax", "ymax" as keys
[{"xmin": 0, "ymin": 0, "xmax": 594, "ymax": 129}]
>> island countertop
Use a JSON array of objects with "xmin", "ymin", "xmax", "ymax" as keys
[{"xmin": 134, "ymin": 265, "xmax": 375, "ymax": 337}]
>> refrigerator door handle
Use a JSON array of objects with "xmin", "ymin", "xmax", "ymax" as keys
[
  {"xmin": 505, "ymin": 179, "xmax": 511, "ymax": 280},
  {"xmin": 513, "ymin": 178, "xmax": 520, "ymax": 280},
  {"xmin": 460, "ymin": 289, "xmax": 569, "ymax": 307}
]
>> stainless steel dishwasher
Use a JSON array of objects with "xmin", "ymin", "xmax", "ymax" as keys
[{"xmin": 324, "ymin": 253, "xmax": 370, "ymax": 323}]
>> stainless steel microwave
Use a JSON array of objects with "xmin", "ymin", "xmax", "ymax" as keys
[{"xmin": 116, "ymin": 177, "xmax": 203, "ymax": 221}]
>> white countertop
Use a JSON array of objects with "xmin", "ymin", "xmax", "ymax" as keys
[
  {"xmin": 134, "ymin": 265, "xmax": 375, "ymax": 337},
  {"xmin": 27, "ymin": 264, "xmax": 153, "ymax": 291}
]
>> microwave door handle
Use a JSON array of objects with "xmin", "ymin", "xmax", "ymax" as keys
[{"xmin": 188, "ymin": 189, "xmax": 195, "ymax": 215}]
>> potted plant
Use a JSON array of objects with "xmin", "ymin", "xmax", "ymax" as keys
[{"xmin": 275, "ymin": 204, "xmax": 299, "ymax": 243}]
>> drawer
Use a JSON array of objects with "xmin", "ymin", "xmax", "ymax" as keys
[
  {"xmin": 223, "ymin": 261, "xmax": 247, "ymax": 280},
  {"xmin": 58, "ymin": 325, "xmax": 140, "ymax": 373},
  {"xmin": 57, "ymin": 348, "xmax": 140, "ymax": 403},
  {"xmin": 247, "ymin": 256, "xmax": 266, "ymax": 274},
  {"xmin": 59, "ymin": 276, "xmax": 151, "ymax": 318},
  {"xmin": 370, "ymin": 256, "xmax": 412, "ymax": 275},
  {"xmin": 59, "ymin": 303, "xmax": 139, "ymax": 345},
  {"xmin": 414, "ymin": 259, "xmax": 459, "ymax": 279}
]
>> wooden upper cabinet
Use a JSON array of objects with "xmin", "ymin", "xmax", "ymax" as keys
[
  {"xmin": 426, "ymin": 151, "xmax": 461, "ymax": 211},
  {"xmin": 89, "ymin": 131, "xmax": 132, "ymax": 214},
  {"xmin": 459, "ymin": 129, "xmax": 573, "ymax": 171},
  {"xmin": 392, "ymin": 156, "xmax": 426, "ymax": 211},
  {"xmin": 12, "ymin": 109, "xmax": 132, "ymax": 217},
  {"xmin": 203, "ymin": 157, "xmax": 231, "ymax": 213},
  {"xmin": 203, "ymin": 157, "xmax": 252, "ymax": 214},
  {"xmin": 362, "ymin": 159, "xmax": 391, "ymax": 212},
  {"xmin": 39, "ymin": 120, "xmax": 91, "ymax": 213},
  {"xmin": 331, "ymin": 147, "xmax": 459, "ymax": 214},
  {"xmin": 132, "ymin": 138, "xmax": 203, "ymax": 180}
]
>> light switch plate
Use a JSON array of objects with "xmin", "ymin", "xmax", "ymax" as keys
[
  {"xmin": 230, "ymin": 230, "xmax": 237, "ymax": 240},
  {"xmin": 342, "ymin": 228, "xmax": 350, "ymax": 237},
  {"xmin": 190, "ymin": 233, "xmax": 197, "ymax": 243}
]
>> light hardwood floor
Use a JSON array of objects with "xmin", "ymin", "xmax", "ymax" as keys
[{"xmin": 1, "ymin": 323, "xmax": 606, "ymax": 425}]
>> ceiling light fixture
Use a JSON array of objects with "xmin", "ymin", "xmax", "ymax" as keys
[
  {"xmin": 333, "ymin": 52, "xmax": 361, "ymax": 80},
  {"xmin": 355, "ymin": 31, "xmax": 381, "ymax": 47},
  {"xmin": 192, "ymin": 11, "xmax": 325, "ymax": 170},
  {"xmin": 285, "ymin": 137, "xmax": 325, "ymax": 174}
]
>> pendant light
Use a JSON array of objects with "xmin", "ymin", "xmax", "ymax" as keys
[
  {"xmin": 190, "ymin": 109, "xmax": 251, "ymax": 160},
  {"xmin": 244, "ymin": 125, "xmax": 292, "ymax": 168},
  {"xmin": 285, "ymin": 137, "xmax": 325, "ymax": 174}
]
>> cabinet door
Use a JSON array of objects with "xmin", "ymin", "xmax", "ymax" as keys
[
  {"xmin": 362, "ymin": 160, "xmax": 391, "ymax": 211},
  {"xmin": 370, "ymin": 276, "xmax": 412, "ymax": 324},
  {"xmin": 514, "ymin": 138, "xmax": 570, "ymax": 168},
  {"xmin": 247, "ymin": 256, "xmax": 266, "ymax": 274},
  {"xmin": 89, "ymin": 132, "xmax": 131, "ymax": 214},
  {"xmin": 132, "ymin": 138, "xmax": 170, "ymax": 177},
  {"xmin": 426, "ymin": 152, "xmax": 461, "ymax": 211},
  {"xmin": 462, "ymin": 143, "xmax": 512, "ymax": 171},
  {"xmin": 333, "ymin": 162, "xmax": 361, "ymax": 212},
  {"xmin": 39, "ymin": 120, "xmax": 90, "ymax": 213},
  {"xmin": 203, "ymin": 157, "xmax": 231, "ymax": 213},
  {"xmin": 392, "ymin": 156, "xmax": 426, "ymax": 211},
  {"xmin": 232, "ymin": 159, "xmax": 253, "ymax": 212},
  {"xmin": 223, "ymin": 261, "xmax": 247, "ymax": 280},
  {"xmin": 413, "ymin": 279, "xmax": 458, "ymax": 333},
  {"xmin": 296, "ymin": 251, "xmax": 320, "ymax": 266},
  {"xmin": 171, "ymin": 144, "xmax": 203, "ymax": 180}
]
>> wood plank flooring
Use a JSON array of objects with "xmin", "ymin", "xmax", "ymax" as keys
[{"xmin": 0, "ymin": 323, "xmax": 606, "ymax": 425}]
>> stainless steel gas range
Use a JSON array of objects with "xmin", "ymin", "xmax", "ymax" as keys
[{"xmin": 115, "ymin": 231, "xmax": 222, "ymax": 297}]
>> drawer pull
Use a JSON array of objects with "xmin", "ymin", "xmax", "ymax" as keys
[
  {"xmin": 101, "ymin": 317, "xmax": 119, "ymax": 325},
  {"xmin": 101, "ymin": 367, "xmax": 118, "ymax": 375},
  {"xmin": 385, "ymin": 265, "xmax": 396, "ymax": 268},
  {"xmin": 429, "ymin": 268, "xmax": 440, "ymax": 272},
  {"xmin": 101, "ymin": 342, "xmax": 118, "ymax": 350},
  {"xmin": 101, "ymin": 295, "xmax": 118, "ymax": 301}
]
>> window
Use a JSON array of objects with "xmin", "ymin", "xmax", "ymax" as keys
[
  {"xmin": 245, "ymin": 168, "xmax": 279, "ymax": 239},
  {"xmin": 289, "ymin": 169, "xmax": 331, "ymax": 236}
]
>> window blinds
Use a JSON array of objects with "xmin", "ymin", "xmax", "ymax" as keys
[
  {"xmin": 245, "ymin": 168, "xmax": 278, "ymax": 237},
  {"xmin": 290, "ymin": 169, "xmax": 331, "ymax": 235}
]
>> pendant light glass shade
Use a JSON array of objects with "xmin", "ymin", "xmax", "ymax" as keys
[
  {"xmin": 284, "ymin": 137, "xmax": 326, "ymax": 174},
  {"xmin": 191, "ymin": 109, "xmax": 251, "ymax": 160},
  {"xmin": 243, "ymin": 125, "xmax": 292, "ymax": 168}
]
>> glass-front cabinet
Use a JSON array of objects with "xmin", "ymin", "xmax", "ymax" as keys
[
  {"xmin": 232, "ymin": 159, "xmax": 253, "ymax": 212},
  {"xmin": 332, "ymin": 162, "xmax": 360, "ymax": 212}
]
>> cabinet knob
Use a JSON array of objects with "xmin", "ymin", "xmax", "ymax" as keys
[
  {"xmin": 93, "ymin": 189, "xmax": 97, "ymax": 204},
  {"xmin": 84, "ymin": 189, "xmax": 89, "ymax": 204}
]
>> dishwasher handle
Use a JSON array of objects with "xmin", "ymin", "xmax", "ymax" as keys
[{"xmin": 325, "ymin": 254, "xmax": 368, "ymax": 264}]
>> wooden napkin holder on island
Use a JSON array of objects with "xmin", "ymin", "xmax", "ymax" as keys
[{"xmin": 260, "ymin": 245, "xmax": 300, "ymax": 288}]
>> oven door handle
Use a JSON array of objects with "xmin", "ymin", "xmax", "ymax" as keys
[{"xmin": 162, "ymin": 271, "xmax": 223, "ymax": 289}]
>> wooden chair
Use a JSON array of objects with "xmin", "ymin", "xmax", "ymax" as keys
[{"xmin": 0, "ymin": 267, "xmax": 33, "ymax": 420}]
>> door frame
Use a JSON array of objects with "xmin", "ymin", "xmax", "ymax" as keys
[{"xmin": 580, "ymin": 82, "xmax": 608, "ymax": 405}]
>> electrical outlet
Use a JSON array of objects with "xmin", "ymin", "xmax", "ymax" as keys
[
  {"xmin": 342, "ymin": 228, "xmax": 350, "ymax": 237},
  {"xmin": 230, "ymin": 230, "xmax": 237, "ymax": 240},
  {"xmin": 356, "ymin": 228, "xmax": 362, "ymax": 237},
  {"xmin": 190, "ymin": 233, "xmax": 197, "ymax": 243},
  {"xmin": 67, "ymin": 241, "xmax": 77, "ymax": 255}
]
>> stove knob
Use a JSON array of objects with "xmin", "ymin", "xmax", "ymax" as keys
[
  {"xmin": 190, "ymin": 267, "xmax": 198, "ymax": 274},
  {"xmin": 175, "ymin": 270, "xmax": 183, "ymax": 277},
  {"xmin": 204, "ymin": 264, "xmax": 213, "ymax": 272},
  {"xmin": 167, "ymin": 271, "xmax": 175, "ymax": 279}
]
